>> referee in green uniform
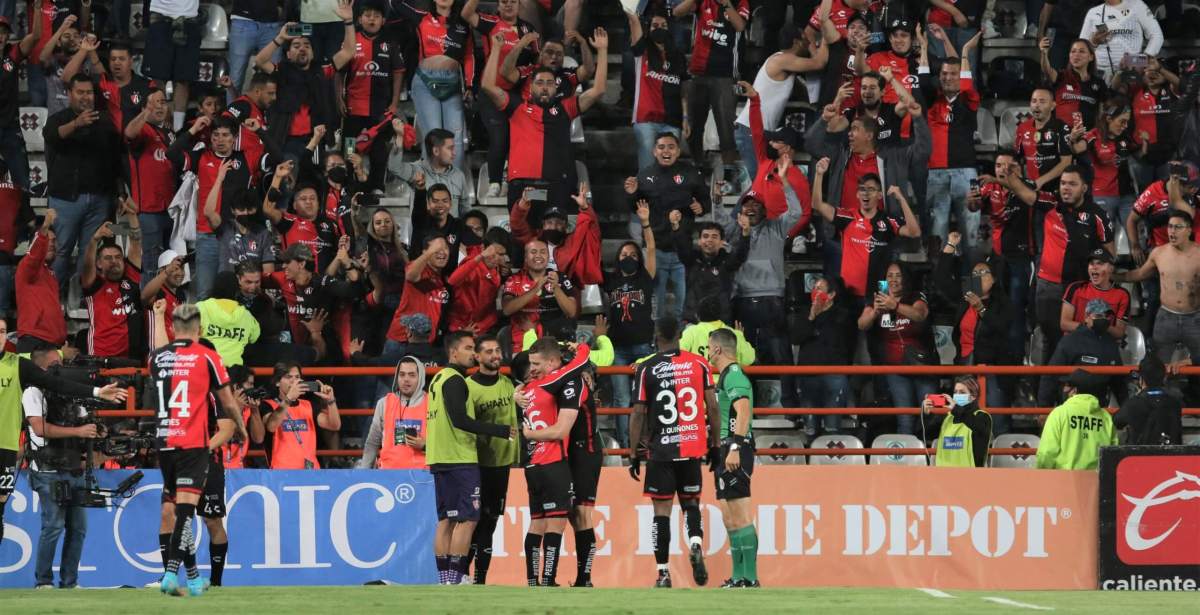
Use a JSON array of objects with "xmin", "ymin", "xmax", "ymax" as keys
[{"xmin": 706, "ymin": 328, "xmax": 760, "ymax": 588}]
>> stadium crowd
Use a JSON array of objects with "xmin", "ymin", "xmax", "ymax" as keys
[{"xmin": 0, "ymin": 0, "xmax": 1196, "ymax": 468}]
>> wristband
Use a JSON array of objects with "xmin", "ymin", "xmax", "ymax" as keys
[
  {"xmin": 274, "ymin": 38, "xmax": 283, "ymax": 46},
  {"xmin": 92, "ymin": 386, "xmax": 101, "ymax": 397},
  {"xmin": 344, "ymin": 20, "xmax": 354, "ymax": 26}
]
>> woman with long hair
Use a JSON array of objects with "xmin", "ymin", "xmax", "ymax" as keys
[
  {"xmin": 1072, "ymin": 97, "xmax": 1138, "ymax": 228},
  {"xmin": 1040, "ymin": 37, "xmax": 1108, "ymax": 128},
  {"xmin": 396, "ymin": 0, "xmax": 472, "ymax": 170}
]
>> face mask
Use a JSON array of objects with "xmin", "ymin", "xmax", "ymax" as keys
[
  {"xmin": 952, "ymin": 393, "xmax": 972, "ymax": 407},
  {"xmin": 811, "ymin": 290, "xmax": 829, "ymax": 304},
  {"xmin": 649, "ymin": 29, "xmax": 670, "ymax": 46},
  {"xmin": 1091, "ymin": 318, "xmax": 1110, "ymax": 334},
  {"xmin": 235, "ymin": 214, "xmax": 254, "ymax": 228},
  {"xmin": 618, "ymin": 257, "xmax": 639, "ymax": 275},
  {"xmin": 542, "ymin": 229, "xmax": 565, "ymax": 245},
  {"xmin": 460, "ymin": 231, "xmax": 482, "ymax": 246},
  {"xmin": 765, "ymin": 146, "xmax": 780, "ymax": 160},
  {"xmin": 327, "ymin": 166, "xmax": 348, "ymax": 184}
]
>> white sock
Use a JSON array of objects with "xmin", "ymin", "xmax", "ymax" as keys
[
  {"xmin": 690, "ymin": 536, "xmax": 702, "ymax": 548},
  {"xmin": 657, "ymin": 563, "xmax": 668, "ymax": 571},
  {"xmin": 173, "ymin": 111, "xmax": 185, "ymax": 131}
]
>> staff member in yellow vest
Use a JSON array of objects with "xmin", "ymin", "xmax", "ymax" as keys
[
  {"xmin": 359, "ymin": 356, "xmax": 429, "ymax": 470},
  {"xmin": 426, "ymin": 331, "xmax": 517, "ymax": 585},
  {"xmin": 921, "ymin": 376, "xmax": 993, "ymax": 468},
  {"xmin": 263, "ymin": 361, "xmax": 341, "ymax": 469}
]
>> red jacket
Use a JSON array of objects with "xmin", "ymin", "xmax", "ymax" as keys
[
  {"xmin": 510, "ymin": 202, "xmax": 603, "ymax": 285},
  {"xmin": 748, "ymin": 97, "xmax": 812, "ymax": 234},
  {"xmin": 16, "ymin": 230, "xmax": 67, "ymax": 346}
]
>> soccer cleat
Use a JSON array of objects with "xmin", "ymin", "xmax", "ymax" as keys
[
  {"xmin": 144, "ymin": 579, "xmax": 162, "ymax": 589},
  {"xmin": 654, "ymin": 570, "xmax": 672, "ymax": 588},
  {"xmin": 186, "ymin": 576, "xmax": 206, "ymax": 597},
  {"xmin": 720, "ymin": 578, "xmax": 739, "ymax": 588},
  {"xmin": 688, "ymin": 544, "xmax": 708, "ymax": 586},
  {"xmin": 739, "ymin": 580, "xmax": 762, "ymax": 588},
  {"xmin": 459, "ymin": 575, "xmax": 474, "ymax": 585},
  {"xmin": 159, "ymin": 572, "xmax": 179, "ymax": 595},
  {"xmin": 572, "ymin": 580, "xmax": 593, "ymax": 588},
  {"xmin": 542, "ymin": 582, "xmax": 560, "ymax": 588}
]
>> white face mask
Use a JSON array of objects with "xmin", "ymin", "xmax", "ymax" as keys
[{"xmin": 952, "ymin": 393, "xmax": 972, "ymax": 407}]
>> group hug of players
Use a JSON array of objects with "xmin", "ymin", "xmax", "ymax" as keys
[{"xmin": 150, "ymin": 305, "xmax": 758, "ymax": 595}]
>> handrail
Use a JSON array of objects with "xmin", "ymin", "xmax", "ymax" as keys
[{"xmin": 237, "ymin": 447, "xmax": 1040, "ymax": 459}]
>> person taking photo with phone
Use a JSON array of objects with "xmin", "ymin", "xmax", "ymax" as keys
[{"xmin": 921, "ymin": 377, "xmax": 992, "ymax": 467}]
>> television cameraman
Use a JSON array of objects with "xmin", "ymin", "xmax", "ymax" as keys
[{"xmin": 8, "ymin": 330, "xmax": 129, "ymax": 589}]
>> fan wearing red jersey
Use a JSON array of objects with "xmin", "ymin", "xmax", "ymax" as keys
[
  {"xmin": 151, "ymin": 304, "xmax": 245, "ymax": 597},
  {"xmin": 516, "ymin": 337, "xmax": 587, "ymax": 587},
  {"xmin": 628, "ymin": 317, "xmax": 719, "ymax": 589}
]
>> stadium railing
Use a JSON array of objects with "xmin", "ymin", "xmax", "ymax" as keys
[{"xmin": 95, "ymin": 364, "xmax": 1200, "ymax": 459}]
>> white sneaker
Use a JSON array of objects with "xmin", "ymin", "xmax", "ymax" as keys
[
  {"xmin": 459, "ymin": 575, "xmax": 474, "ymax": 585},
  {"xmin": 144, "ymin": 579, "xmax": 162, "ymax": 589},
  {"xmin": 486, "ymin": 183, "xmax": 502, "ymax": 198},
  {"xmin": 982, "ymin": 19, "xmax": 1000, "ymax": 39}
]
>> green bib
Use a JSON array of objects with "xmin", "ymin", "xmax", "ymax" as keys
[
  {"xmin": 468, "ymin": 375, "xmax": 518, "ymax": 467},
  {"xmin": 935, "ymin": 409, "xmax": 988, "ymax": 468},
  {"xmin": 424, "ymin": 368, "xmax": 479, "ymax": 465},
  {"xmin": 0, "ymin": 353, "xmax": 22, "ymax": 450}
]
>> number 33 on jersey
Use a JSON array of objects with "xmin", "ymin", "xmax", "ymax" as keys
[
  {"xmin": 150, "ymin": 339, "xmax": 230, "ymax": 450},
  {"xmin": 634, "ymin": 349, "xmax": 715, "ymax": 461}
]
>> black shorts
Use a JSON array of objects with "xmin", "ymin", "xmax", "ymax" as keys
[
  {"xmin": 199, "ymin": 456, "xmax": 226, "ymax": 518},
  {"xmin": 432, "ymin": 465, "xmax": 481, "ymax": 522},
  {"xmin": 715, "ymin": 443, "xmax": 755, "ymax": 501},
  {"xmin": 644, "ymin": 458, "xmax": 703, "ymax": 501},
  {"xmin": 143, "ymin": 13, "xmax": 203, "ymax": 82},
  {"xmin": 525, "ymin": 461, "xmax": 573, "ymax": 519},
  {"xmin": 0, "ymin": 448, "xmax": 17, "ymax": 497},
  {"xmin": 159, "ymin": 448, "xmax": 210, "ymax": 501},
  {"xmin": 479, "ymin": 465, "xmax": 511, "ymax": 520},
  {"xmin": 567, "ymin": 446, "xmax": 602, "ymax": 506}
]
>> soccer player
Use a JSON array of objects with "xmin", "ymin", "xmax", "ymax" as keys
[
  {"xmin": 152, "ymin": 304, "xmax": 246, "ymax": 597},
  {"xmin": 426, "ymin": 332, "xmax": 516, "ymax": 585},
  {"xmin": 566, "ymin": 359, "xmax": 603, "ymax": 587},
  {"xmin": 466, "ymin": 335, "xmax": 519, "ymax": 585},
  {"xmin": 629, "ymin": 317, "xmax": 719, "ymax": 588},
  {"xmin": 517, "ymin": 338, "xmax": 589, "ymax": 586},
  {"xmin": 706, "ymin": 328, "xmax": 759, "ymax": 588}
]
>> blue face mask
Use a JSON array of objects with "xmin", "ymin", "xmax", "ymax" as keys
[{"xmin": 952, "ymin": 393, "xmax": 972, "ymax": 407}]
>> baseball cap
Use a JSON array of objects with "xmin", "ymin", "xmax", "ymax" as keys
[
  {"xmin": 1087, "ymin": 248, "xmax": 1114, "ymax": 265},
  {"xmin": 765, "ymin": 123, "xmax": 804, "ymax": 150},
  {"xmin": 158, "ymin": 249, "xmax": 182, "ymax": 269},
  {"xmin": 282, "ymin": 244, "xmax": 315, "ymax": 263},
  {"xmin": 1062, "ymin": 368, "xmax": 1106, "ymax": 392},
  {"xmin": 1084, "ymin": 298, "xmax": 1113, "ymax": 317},
  {"xmin": 542, "ymin": 207, "xmax": 568, "ymax": 222},
  {"xmin": 886, "ymin": 17, "xmax": 913, "ymax": 34},
  {"xmin": 399, "ymin": 313, "xmax": 432, "ymax": 341}
]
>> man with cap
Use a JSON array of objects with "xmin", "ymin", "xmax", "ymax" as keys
[
  {"xmin": 1036, "ymin": 368, "xmax": 1118, "ymax": 470},
  {"xmin": 741, "ymin": 80, "xmax": 812, "ymax": 228},
  {"xmin": 1061, "ymin": 248, "xmax": 1130, "ymax": 341},
  {"xmin": 141, "ymin": 249, "xmax": 188, "ymax": 347},
  {"xmin": 1114, "ymin": 355, "xmax": 1183, "ymax": 445},
  {"xmin": 0, "ymin": 7, "xmax": 42, "ymax": 191},
  {"xmin": 1037, "ymin": 298, "xmax": 1125, "ymax": 407},
  {"xmin": 510, "ymin": 184, "xmax": 601, "ymax": 286},
  {"xmin": 862, "ymin": 16, "xmax": 930, "ymax": 133}
]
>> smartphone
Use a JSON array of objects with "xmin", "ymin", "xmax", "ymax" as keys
[
  {"xmin": 878, "ymin": 280, "xmax": 889, "ymax": 294},
  {"xmin": 300, "ymin": 380, "xmax": 322, "ymax": 393},
  {"xmin": 1131, "ymin": 54, "xmax": 1149, "ymax": 70},
  {"xmin": 968, "ymin": 276, "xmax": 984, "ymax": 297},
  {"xmin": 924, "ymin": 394, "xmax": 950, "ymax": 408},
  {"xmin": 343, "ymin": 137, "xmax": 356, "ymax": 157},
  {"xmin": 969, "ymin": 177, "xmax": 980, "ymax": 193},
  {"xmin": 110, "ymin": 221, "xmax": 132, "ymax": 236},
  {"xmin": 357, "ymin": 192, "xmax": 380, "ymax": 207},
  {"xmin": 1095, "ymin": 23, "xmax": 1108, "ymax": 34},
  {"xmin": 183, "ymin": 251, "xmax": 196, "ymax": 266},
  {"xmin": 404, "ymin": 426, "xmax": 419, "ymax": 438},
  {"xmin": 1071, "ymin": 111, "xmax": 1083, "ymax": 126},
  {"xmin": 1170, "ymin": 161, "xmax": 1188, "ymax": 178},
  {"xmin": 1045, "ymin": 27, "xmax": 1057, "ymax": 49},
  {"xmin": 527, "ymin": 188, "xmax": 549, "ymax": 201},
  {"xmin": 287, "ymin": 23, "xmax": 313, "ymax": 37}
]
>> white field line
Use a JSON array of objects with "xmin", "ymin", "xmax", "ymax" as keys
[
  {"xmin": 983, "ymin": 597, "xmax": 1055, "ymax": 610},
  {"xmin": 917, "ymin": 588, "xmax": 954, "ymax": 598}
]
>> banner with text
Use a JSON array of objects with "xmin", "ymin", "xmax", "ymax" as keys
[
  {"xmin": 1098, "ymin": 446, "xmax": 1200, "ymax": 592},
  {"xmin": 0, "ymin": 470, "xmax": 438, "ymax": 588}
]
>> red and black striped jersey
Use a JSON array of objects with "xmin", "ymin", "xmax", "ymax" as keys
[
  {"xmin": 502, "ymin": 92, "xmax": 579, "ymax": 183},
  {"xmin": 126, "ymin": 123, "xmax": 177, "ymax": 215},
  {"xmin": 981, "ymin": 180, "xmax": 1036, "ymax": 258},
  {"xmin": 84, "ymin": 262, "xmax": 144, "ymax": 360},
  {"xmin": 926, "ymin": 75, "xmax": 979, "ymax": 170},
  {"xmin": 477, "ymin": 14, "xmax": 538, "ymax": 89},
  {"xmin": 1052, "ymin": 69, "xmax": 1106, "ymax": 128},
  {"xmin": 392, "ymin": 2, "xmax": 475, "ymax": 86},
  {"xmin": 345, "ymin": 31, "xmax": 405, "ymax": 118},
  {"xmin": 1132, "ymin": 181, "xmax": 1200, "ymax": 246},
  {"xmin": 1131, "ymin": 84, "xmax": 1180, "ymax": 149},
  {"xmin": 834, "ymin": 207, "xmax": 900, "ymax": 297},
  {"xmin": 275, "ymin": 212, "xmax": 342, "ymax": 272},
  {"xmin": 688, "ymin": 0, "xmax": 748, "ymax": 77},
  {"xmin": 1014, "ymin": 116, "xmax": 1071, "ymax": 184},
  {"xmin": 516, "ymin": 65, "xmax": 580, "ymax": 102},
  {"xmin": 1063, "ymin": 281, "xmax": 1130, "ymax": 324},
  {"xmin": 632, "ymin": 40, "xmax": 688, "ymax": 126},
  {"xmin": 1083, "ymin": 128, "xmax": 1135, "ymax": 198},
  {"xmin": 634, "ymin": 349, "xmax": 714, "ymax": 461},
  {"xmin": 151, "ymin": 338, "xmax": 230, "ymax": 451},
  {"xmin": 1033, "ymin": 194, "xmax": 1113, "ymax": 285},
  {"xmin": 523, "ymin": 345, "xmax": 589, "ymax": 466},
  {"xmin": 98, "ymin": 73, "xmax": 157, "ymax": 129}
]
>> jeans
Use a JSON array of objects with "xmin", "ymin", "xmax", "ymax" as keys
[
  {"xmin": 1094, "ymin": 195, "xmax": 1134, "ymax": 231},
  {"xmin": 138, "ymin": 212, "xmax": 173, "ymax": 288},
  {"xmin": 610, "ymin": 342, "xmax": 653, "ymax": 447},
  {"xmin": 0, "ymin": 125, "xmax": 29, "ymax": 190},
  {"xmin": 0, "ymin": 264, "xmax": 12, "ymax": 315},
  {"xmin": 1152, "ymin": 308, "xmax": 1200, "ymax": 363},
  {"xmin": 927, "ymin": 27, "xmax": 981, "ymax": 75},
  {"xmin": 927, "ymin": 167, "xmax": 980, "ymax": 249},
  {"xmin": 479, "ymin": 92, "xmax": 509, "ymax": 184},
  {"xmin": 734, "ymin": 296, "xmax": 788, "ymax": 366},
  {"xmin": 193, "ymin": 232, "xmax": 220, "ymax": 300},
  {"xmin": 410, "ymin": 68, "xmax": 465, "ymax": 170},
  {"xmin": 686, "ymin": 76, "xmax": 736, "ymax": 160},
  {"xmin": 883, "ymin": 374, "xmax": 937, "ymax": 435},
  {"xmin": 633, "ymin": 122, "xmax": 681, "ymax": 172},
  {"xmin": 1006, "ymin": 257, "xmax": 1034, "ymax": 361},
  {"xmin": 0, "ymin": 0, "xmax": 13, "ymax": 21},
  {"xmin": 734, "ymin": 123, "xmax": 757, "ymax": 181},
  {"xmin": 1034, "ymin": 278, "xmax": 1065, "ymax": 364},
  {"xmin": 50, "ymin": 194, "xmax": 111, "ymax": 292},
  {"xmin": 102, "ymin": 0, "xmax": 131, "ymax": 36},
  {"xmin": 29, "ymin": 470, "xmax": 88, "ymax": 588},
  {"xmin": 26, "ymin": 62, "xmax": 48, "ymax": 108},
  {"xmin": 652, "ymin": 250, "xmax": 685, "ymax": 321},
  {"xmin": 227, "ymin": 19, "xmax": 283, "ymax": 100},
  {"xmin": 799, "ymin": 374, "xmax": 848, "ymax": 436},
  {"xmin": 1130, "ymin": 158, "xmax": 1166, "ymax": 192}
]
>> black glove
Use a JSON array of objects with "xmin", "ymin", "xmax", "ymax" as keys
[
  {"xmin": 628, "ymin": 455, "xmax": 642, "ymax": 481},
  {"xmin": 706, "ymin": 446, "xmax": 721, "ymax": 474}
]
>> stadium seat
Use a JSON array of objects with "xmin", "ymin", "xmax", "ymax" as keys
[
  {"xmin": 998, "ymin": 106, "xmax": 1031, "ymax": 148},
  {"xmin": 196, "ymin": 55, "xmax": 230, "ymax": 87},
  {"xmin": 19, "ymin": 107, "xmax": 47, "ymax": 153},
  {"xmin": 808, "ymin": 435, "xmax": 866, "ymax": 465},
  {"xmin": 755, "ymin": 433, "xmax": 807, "ymax": 465},
  {"xmin": 27, "ymin": 155, "xmax": 48, "ymax": 188},
  {"xmin": 200, "ymin": 3, "xmax": 230, "ymax": 50},
  {"xmin": 476, "ymin": 165, "xmax": 505, "ymax": 207},
  {"xmin": 989, "ymin": 433, "xmax": 1039, "ymax": 468},
  {"xmin": 975, "ymin": 107, "xmax": 998, "ymax": 152},
  {"xmin": 1115, "ymin": 225, "xmax": 1130, "ymax": 257},
  {"xmin": 580, "ymin": 284, "xmax": 604, "ymax": 315},
  {"xmin": 1120, "ymin": 325, "xmax": 1147, "ymax": 366},
  {"xmin": 869, "ymin": 434, "xmax": 928, "ymax": 466},
  {"xmin": 752, "ymin": 416, "xmax": 796, "ymax": 430},
  {"xmin": 131, "ymin": 3, "xmax": 147, "ymax": 39},
  {"xmin": 934, "ymin": 325, "xmax": 956, "ymax": 365}
]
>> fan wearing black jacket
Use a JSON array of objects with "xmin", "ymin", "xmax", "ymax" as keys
[
  {"xmin": 1114, "ymin": 356, "xmax": 1183, "ymax": 445},
  {"xmin": 934, "ymin": 231, "xmax": 1015, "ymax": 434},
  {"xmin": 791, "ymin": 275, "xmax": 855, "ymax": 437}
]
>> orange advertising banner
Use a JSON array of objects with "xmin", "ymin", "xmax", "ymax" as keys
[{"xmin": 484, "ymin": 466, "xmax": 1099, "ymax": 590}]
